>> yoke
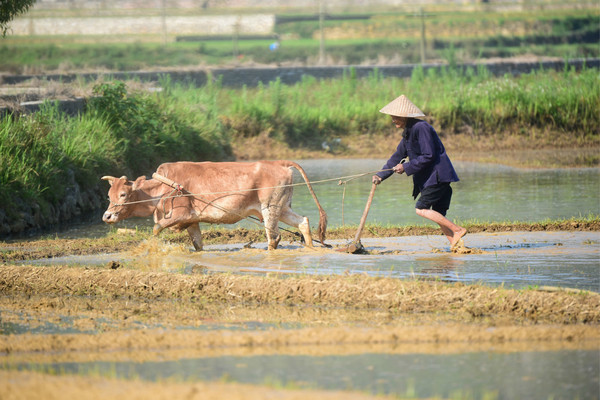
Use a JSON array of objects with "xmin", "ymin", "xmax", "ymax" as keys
[{"xmin": 152, "ymin": 173, "xmax": 184, "ymax": 192}]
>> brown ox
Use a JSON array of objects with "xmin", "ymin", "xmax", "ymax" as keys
[{"xmin": 102, "ymin": 161, "xmax": 327, "ymax": 251}]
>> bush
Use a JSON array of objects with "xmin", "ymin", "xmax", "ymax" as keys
[
  {"xmin": 0, "ymin": 81, "xmax": 233, "ymax": 223},
  {"xmin": 89, "ymin": 81, "xmax": 232, "ymax": 177}
]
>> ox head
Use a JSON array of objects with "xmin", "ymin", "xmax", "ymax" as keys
[{"xmin": 101, "ymin": 175, "xmax": 147, "ymax": 224}]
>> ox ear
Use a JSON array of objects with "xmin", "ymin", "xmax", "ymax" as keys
[
  {"xmin": 132, "ymin": 176, "xmax": 147, "ymax": 190},
  {"xmin": 101, "ymin": 176, "xmax": 117, "ymax": 186}
]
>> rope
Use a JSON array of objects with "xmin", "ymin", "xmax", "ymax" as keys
[
  {"xmin": 165, "ymin": 188, "xmax": 322, "ymax": 248},
  {"xmin": 106, "ymin": 167, "xmax": 393, "ymax": 249},
  {"xmin": 109, "ymin": 168, "xmax": 393, "ymax": 208},
  {"xmin": 336, "ymin": 169, "xmax": 374, "ymax": 226}
]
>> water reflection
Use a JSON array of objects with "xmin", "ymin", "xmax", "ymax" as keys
[
  {"xmin": 417, "ymin": 253, "xmax": 465, "ymax": 279},
  {"xmin": 27, "ymin": 349, "xmax": 599, "ymax": 399}
]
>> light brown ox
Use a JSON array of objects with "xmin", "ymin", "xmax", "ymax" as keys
[{"xmin": 101, "ymin": 161, "xmax": 327, "ymax": 251}]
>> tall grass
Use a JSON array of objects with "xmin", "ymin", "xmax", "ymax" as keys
[
  {"xmin": 413, "ymin": 64, "xmax": 599, "ymax": 137},
  {"xmin": 0, "ymin": 103, "xmax": 117, "ymax": 213},
  {"xmin": 0, "ymin": 81, "xmax": 232, "ymax": 216},
  {"xmin": 219, "ymin": 65, "xmax": 599, "ymax": 147},
  {"xmin": 88, "ymin": 80, "xmax": 231, "ymax": 176}
]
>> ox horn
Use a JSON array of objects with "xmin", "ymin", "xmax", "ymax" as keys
[
  {"xmin": 101, "ymin": 176, "xmax": 116, "ymax": 186},
  {"xmin": 101, "ymin": 175, "xmax": 129, "ymax": 186}
]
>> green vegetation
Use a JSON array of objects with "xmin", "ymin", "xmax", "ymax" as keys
[
  {"xmin": 0, "ymin": 0, "xmax": 35, "ymax": 36},
  {"xmin": 218, "ymin": 65, "xmax": 599, "ymax": 147},
  {"xmin": 0, "ymin": 8, "xmax": 597, "ymax": 72},
  {"xmin": 0, "ymin": 79, "xmax": 231, "ymax": 217},
  {"xmin": 0, "ymin": 66, "xmax": 598, "ymax": 228},
  {"xmin": 0, "ymin": 102, "xmax": 119, "ymax": 214},
  {"xmin": 409, "ymin": 64, "xmax": 599, "ymax": 138},
  {"xmin": 89, "ymin": 80, "xmax": 230, "ymax": 174}
]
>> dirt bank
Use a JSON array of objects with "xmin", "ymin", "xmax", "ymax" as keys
[
  {"xmin": 2, "ymin": 321, "xmax": 598, "ymax": 362},
  {"xmin": 232, "ymin": 132, "xmax": 600, "ymax": 169},
  {"xmin": 0, "ymin": 264, "xmax": 598, "ymax": 364}
]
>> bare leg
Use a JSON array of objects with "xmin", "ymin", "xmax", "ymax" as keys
[{"xmin": 416, "ymin": 208, "xmax": 466, "ymax": 248}]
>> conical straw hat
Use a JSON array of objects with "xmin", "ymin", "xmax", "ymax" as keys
[{"xmin": 379, "ymin": 95, "xmax": 425, "ymax": 118}]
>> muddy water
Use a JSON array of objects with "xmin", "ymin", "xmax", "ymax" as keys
[
  {"xmin": 27, "ymin": 230, "xmax": 600, "ymax": 292},
  {"xmin": 22, "ymin": 349, "xmax": 598, "ymax": 399},
  {"xmin": 200, "ymin": 231, "xmax": 599, "ymax": 291}
]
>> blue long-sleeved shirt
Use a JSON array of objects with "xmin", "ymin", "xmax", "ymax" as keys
[{"xmin": 376, "ymin": 119, "xmax": 459, "ymax": 198}]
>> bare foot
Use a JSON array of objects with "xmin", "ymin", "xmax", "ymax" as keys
[{"xmin": 450, "ymin": 227, "xmax": 467, "ymax": 249}]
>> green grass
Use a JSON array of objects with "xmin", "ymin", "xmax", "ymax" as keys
[
  {"xmin": 214, "ymin": 65, "xmax": 599, "ymax": 147},
  {"xmin": 0, "ymin": 80, "xmax": 232, "ymax": 216},
  {"xmin": 0, "ymin": 36, "xmax": 595, "ymax": 73},
  {"xmin": 0, "ymin": 104, "xmax": 116, "ymax": 206}
]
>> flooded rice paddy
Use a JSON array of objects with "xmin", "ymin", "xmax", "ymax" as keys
[
  {"xmin": 23, "ymin": 230, "xmax": 600, "ymax": 292},
  {"xmin": 1, "ymin": 160, "xmax": 599, "ymax": 399},
  {"xmin": 23, "ymin": 349, "xmax": 599, "ymax": 400}
]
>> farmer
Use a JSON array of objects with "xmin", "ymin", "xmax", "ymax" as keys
[{"xmin": 372, "ymin": 95, "xmax": 467, "ymax": 250}]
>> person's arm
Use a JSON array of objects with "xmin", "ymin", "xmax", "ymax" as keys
[{"xmin": 373, "ymin": 140, "xmax": 407, "ymax": 184}]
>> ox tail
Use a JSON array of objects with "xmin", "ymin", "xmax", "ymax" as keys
[{"xmin": 286, "ymin": 161, "xmax": 328, "ymax": 245}]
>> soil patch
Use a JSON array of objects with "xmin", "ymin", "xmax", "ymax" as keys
[
  {"xmin": 2, "ymin": 266, "xmax": 598, "ymax": 324},
  {"xmin": 1, "ymin": 264, "xmax": 598, "ymax": 398},
  {"xmin": 0, "ymin": 265, "xmax": 598, "ymax": 363},
  {"xmin": 1, "ymin": 223, "xmax": 598, "ymax": 398},
  {"xmin": 232, "ymin": 133, "xmax": 600, "ymax": 169}
]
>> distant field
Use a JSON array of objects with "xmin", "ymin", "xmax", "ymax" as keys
[{"xmin": 1, "ymin": 6, "xmax": 597, "ymax": 73}]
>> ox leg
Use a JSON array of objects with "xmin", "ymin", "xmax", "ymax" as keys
[
  {"xmin": 261, "ymin": 209, "xmax": 281, "ymax": 250},
  {"xmin": 280, "ymin": 208, "xmax": 313, "ymax": 248},
  {"xmin": 153, "ymin": 223, "xmax": 165, "ymax": 236},
  {"xmin": 186, "ymin": 224, "xmax": 203, "ymax": 251}
]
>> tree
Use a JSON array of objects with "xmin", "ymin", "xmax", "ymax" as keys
[{"xmin": 1, "ymin": 0, "xmax": 36, "ymax": 37}]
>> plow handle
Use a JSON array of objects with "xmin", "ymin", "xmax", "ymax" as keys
[{"xmin": 354, "ymin": 183, "xmax": 377, "ymax": 243}]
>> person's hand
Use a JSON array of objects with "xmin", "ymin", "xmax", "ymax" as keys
[
  {"xmin": 392, "ymin": 163, "xmax": 405, "ymax": 174},
  {"xmin": 372, "ymin": 175, "xmax": 382, "ymax": 185}
]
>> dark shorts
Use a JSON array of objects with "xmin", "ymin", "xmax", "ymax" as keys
[{"xmin": 415, "ymin": 183, "xmax": 453, "ymax": 216}]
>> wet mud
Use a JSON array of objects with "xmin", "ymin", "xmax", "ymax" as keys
[
  {"xmin": 1, "ymin": 227, "xmax": 599, "ymax": 399},
  {"xmin": 1, "ymin": 220, "xmax": 597, "ymax": 262}
]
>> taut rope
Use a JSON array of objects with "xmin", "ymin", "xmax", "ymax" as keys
[
  {"xmin": 109, "ymin": 168, "xmax": 393, "ymax": 208},
  {"xmin": 150, "ymin": 172, "xmax": 337, "ymax": 247},
  {"xmin": 106, "ymin": 168, "xmax": 392, "ymax": 248}
]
